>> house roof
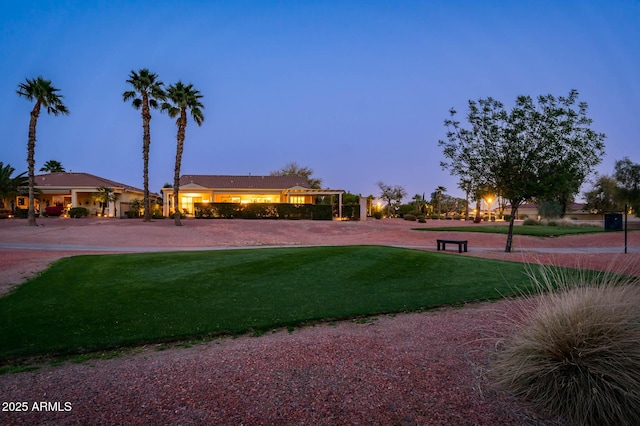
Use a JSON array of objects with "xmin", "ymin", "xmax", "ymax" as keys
[
  {"xmin": 178, "ymin": 175, "xmax": 312, "ymax": 190},
  {"xmin": 35, "ymin": 172, "xmax": 146, "ymax": 193}
]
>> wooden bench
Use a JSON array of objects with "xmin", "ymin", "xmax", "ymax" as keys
[{"xmin": 436, "ymin": 239, "xmax": 468, "ymax": 253}]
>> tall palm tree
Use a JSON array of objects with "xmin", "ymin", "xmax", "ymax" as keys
[
  {"xmin": 0, "ymin": 162, "xmax": 27, "ymax": 210},
  {"xmin": 434, "ymin": 186, "xmax": 447, "ymax": 217},
  {"xmin": 161, "ymin": 82, "xmax": 204, "ymax": 226},
  {"xmin": 17, "ymin": 76, "xmax": 69, "ymax": 226},
  {"xmin": 40, "ymin": 160, "xmax": 65, "ymax": 173},
  {"xmin": 458, "ymin": 178, "xmax": 473, "ymax": 220},
  {"xmin": 122, "ymin": 69, "xmax": 165, "ymax": 222}
]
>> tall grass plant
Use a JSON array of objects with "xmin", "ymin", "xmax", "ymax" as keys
[{"xmin": 492, "ymin": 262, "xmax": 640, "ymax": 425}]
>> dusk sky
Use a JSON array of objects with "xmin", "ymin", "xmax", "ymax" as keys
[{"xmin": 2, "ymin": 0, "xmax": 639, "ymax": 201}]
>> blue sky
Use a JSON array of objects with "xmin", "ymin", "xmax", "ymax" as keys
[{"xmin": 1, "ymin": 0, "xmax": 639, "ymax": 201}]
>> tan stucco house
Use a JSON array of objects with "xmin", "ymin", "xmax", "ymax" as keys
[
  {"xmin": 162, "ymin": 175, "xmax": 344, "ymax": 218},
  {"xmin": 16, "ymin": 172, "xmax": 156, "ymax": 217}
]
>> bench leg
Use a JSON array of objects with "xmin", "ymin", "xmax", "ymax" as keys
[
  {"xmin": 463, "ymin": 243, "xmax": 467, "ymax": 253},
  {"xmin": 458, "ymin": 244, "xmax": 462, "ymax": 253}
]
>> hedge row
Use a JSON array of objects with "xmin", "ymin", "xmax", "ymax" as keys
[{"xmin": 194, "ymin": 203, "xmax": 335, "ymax": 220}]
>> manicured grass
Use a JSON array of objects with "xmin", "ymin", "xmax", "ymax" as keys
[
  {"xmin": 415, "ymin": 225, "xmax": 606, "ymax": 237},
  {"xmin": 1, "ymin": 246, "xmax": 541, "ymax": 362}
]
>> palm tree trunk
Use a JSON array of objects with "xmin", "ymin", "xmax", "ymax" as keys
[
  {"xmin": 27, "ymin": 103, "xmax": 40, "ymax": 226},
  {"xmin": 142, "ymin": 93, "xmax": 152, "ymax": 222},
  {"xmin": 173, "ymin": 111, "xmax": 187, "ymax": 226}
]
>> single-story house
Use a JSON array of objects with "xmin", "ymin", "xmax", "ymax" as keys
[
  {"xmin": 162, "ymin": 175, "xmax": 345, "ymax": 218},
  {"xmin": 15, "ymin": 172, "xmax": 157, "ymax": 217}
]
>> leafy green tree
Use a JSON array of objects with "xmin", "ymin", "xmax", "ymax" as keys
[
  {"xmin": 17, "ymin": 76, "xmax": 70, "ymax": 226},
  {"xmin": 39, "ymin": 160, "xmax": 65, "ymax": 173},
  {"xmin": 161, "ymin": 82, "xmax": 205, "ymax": 226},
  {"xmin": 270, "ymin": 162, "xmax": 322, "ymax": 189},
  {"xmin": 536, "ymin": 198, "xmax": 567, "ymax": 219},
  {"xmin": 584, "ymin": 175, "xmax": 622, "ymax": 214},
  {"xmin": 0, "ymin": 162, "xmax": 27, "ymax": 210},
  {"xmin": 614, "ymin": 157, "xmax": 640, "ymax": 215},
  {"xmin": 129, "ymin": 198, "xmax": 144, "ymax": 218},
  {"xmin": 439, "ymin": 90, "xmax": 605, "ymax": 252},
  {"xmin": 123, "ymin": 69, "xmax": 166, "ymax": 222},
  {"xmin": 377, "ymin": 181, "xmax": 407, "ymax": 217}
]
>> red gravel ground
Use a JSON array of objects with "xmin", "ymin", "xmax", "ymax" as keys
[{"xmin": 0, "ymin": 217, "xmax": 638, "ymax": 425}]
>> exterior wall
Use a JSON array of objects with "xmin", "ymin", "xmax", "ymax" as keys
[
  {"xmin": 162, "ymin": 189, "xmax": 317, "ymax": 217},
  {"xmin": 16, "ymin": 188, "xmax": 145, "ymax": 217},
  {"xmin": 212, "ymin": 192, "xmax": 283, "ymax": 203}
]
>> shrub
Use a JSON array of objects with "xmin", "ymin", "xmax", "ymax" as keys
[
  {"xmin": 503, "ymin": 214, "xmax": 511, "ymax": 222},
  {"xmin": 403, "ymin": 214, "xmax": 417, "ymax": 221},
  {"xmin": 45, "ymin": 205, "xmax": 64, "ymax": 216},
  {"xmin": 372, "ymin": 211, "xmax": 383, "ymax": 219},
  {"xmin": 13, "ymin": 208, "xmax": 28, "ymax": 218},
  {"xmin": 492, "ymin": 267, "xmax": 640, "ymax": 425},
  {"xmin": 68, "ymin": 207, "xmax": 89, "ymax": 218},
  {"xmin": 522, "ymin": 217, "xmax": 541, "ymax": 226}
]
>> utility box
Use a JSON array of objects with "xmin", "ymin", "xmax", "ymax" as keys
[{"xmin": 604, "ymin": 213, "xmax": 623, "ymax": 231}]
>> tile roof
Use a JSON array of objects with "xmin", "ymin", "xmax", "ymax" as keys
[
  {"xmin": 35, "ymin": 172, "xmax": 145, "ymax": 193},
  {"xmin": 179, "ymin": 175, "xmax": 312, "ymax": 189}
]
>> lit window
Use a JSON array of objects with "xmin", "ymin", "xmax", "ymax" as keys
[{"xmin": 290, "ymin": 196, "xmax": 305, "ymax": 204}]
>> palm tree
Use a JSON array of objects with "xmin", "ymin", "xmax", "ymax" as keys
[
  {"xmin": 0, "ymin": 162, "xmax": 27, "ymax": 211},
  {"xmin": 94, "ymin": 186, "xmax": 114, "ymax": 216},
  {"xmin": 161, "ymin": 82, "xmax": 204, "ymax": 226},
  {"xmin": 40, "ymin": 160, "xmax": 65, "ymax": 173},
  {"xmin": 17, "ymin": 76, "xmax": 69, "ymax": 226},
  {"xmin": 434, "ymin": 186, "xmax": 447, "ymax": 217},
  {"xmin": 109, "ymin": 191, "xmax": 120, "ymax": 218},
  {"xmin": 122, "ymin": 69, "xmax": 165, "ymax": 222},
  {"xmin": 458, "ymin": 178, "xmax": 473, "ymax": 220}
]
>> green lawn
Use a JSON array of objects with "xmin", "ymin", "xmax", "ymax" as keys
[
  {"xmin": 0, "ymin": 245, "xmax": 548, "ymax": 363},
  {"xmin": 415, "ymin": 225, "xmax": 606, "ymax": 237}
]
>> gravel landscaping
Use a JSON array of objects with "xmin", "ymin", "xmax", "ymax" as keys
[{"xmin": 0, "ymin": 217, "xmax": 638, "ymax": 425}]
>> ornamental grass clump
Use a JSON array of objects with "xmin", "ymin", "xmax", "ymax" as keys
[{"xmin": 492, "ymin": 265, "xmax": 640, "ymax": 425}]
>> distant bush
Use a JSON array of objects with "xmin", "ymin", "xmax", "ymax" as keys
[
  {"xmin": 45, "ymin": 205, "xmax": 64, "ymax": 216},
  {"xmin": 492, "ymin": 267, "xmax": 640, "ymax": 425},
  {"xmin": 522, "ymin": 217, "xmax": 598, "ymax": 228},
  {"xmin": 68, "ymin": 207, "xmax": 89, "ymax": 218},
  {"xmin": 194, "ymin": 202, "xmax": 333, "ymax": 220},
  {"xmin": 13, "ymin": 209, "xmax": 28, "ymax": 218},
  {"xmin": 372, "ymin": 211, "xmax": 383, "ymax": 219},
  {"xmin": 403, "ymin": 214, "xmax": 417, "ymax": 221},
  {"xmin": 503, "ymin": 214, "xmax": 511, "ymax": 222}
]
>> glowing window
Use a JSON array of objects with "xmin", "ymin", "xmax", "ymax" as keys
[{"xmin": 290, "ymin": 196, "xmax": 305, "ymax": 204}]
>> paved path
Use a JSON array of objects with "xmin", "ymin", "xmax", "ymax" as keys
[{"xmin": 2, "ymin": 242, "xmax": 638, "ymax": 254}]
